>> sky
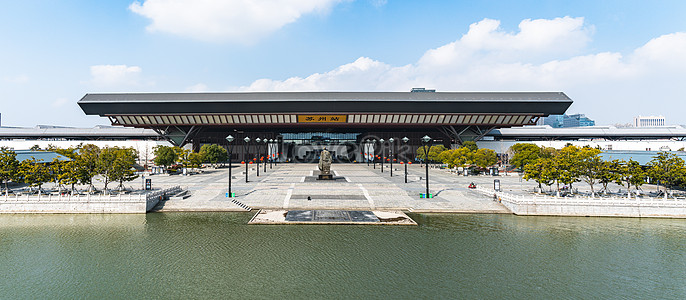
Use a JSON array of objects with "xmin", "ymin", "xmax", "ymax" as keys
[{"xmin": 1, "ymin": 0, "xmax": 685, "ymax": 127}]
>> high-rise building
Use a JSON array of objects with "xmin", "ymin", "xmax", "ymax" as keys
[
  {"xmin": 634, "ymin": 115, "xmax": 665, "ymax": 127},
  {"xmin": 541, "ymin": 114, "xmax": 595, "ymax": 128}
]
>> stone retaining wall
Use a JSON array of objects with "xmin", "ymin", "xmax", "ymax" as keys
[
  {"xmin": 477, "ymin": 187, "xmax": 686, "ymax": 218},
  {"xmin": 1, "ymin": 186, "xmax": 181, "ymax": 214}
]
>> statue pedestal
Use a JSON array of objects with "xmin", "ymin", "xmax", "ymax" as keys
[{"xmin": 318, "ymin": 174, "xmax": 334, "ymax": 180}]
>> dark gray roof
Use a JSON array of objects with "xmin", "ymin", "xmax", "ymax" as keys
[
  {"xmin": 78, "ymin": 91, "xmax": 572, "ymax": 115},
  {"xmin": 79, "ymin": 91, "xmax": 571, "ymax": 102}
]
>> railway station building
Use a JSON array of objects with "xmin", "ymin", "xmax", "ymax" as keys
[{"xmin": 78, "ymin": 90, "xmax": 572, "ymax": 162}]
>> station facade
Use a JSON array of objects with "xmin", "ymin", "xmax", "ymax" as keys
[{"xmin": 78, "ymin": 90, "xmax": 572, "ymax": 162}]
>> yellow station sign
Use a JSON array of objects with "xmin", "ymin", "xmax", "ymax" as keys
[{"xmin": 297, "ymin": 115, "xmax": 347, "ymax": 123}]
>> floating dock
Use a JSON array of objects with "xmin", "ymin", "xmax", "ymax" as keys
[{"xmin": 248, "ymin": 210, "xmax": 417, "ymax": 225}]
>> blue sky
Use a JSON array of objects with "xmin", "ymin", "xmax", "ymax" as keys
[{"xmin": 1, "ymin": 0, "xmax": 685, "ymax": 127}]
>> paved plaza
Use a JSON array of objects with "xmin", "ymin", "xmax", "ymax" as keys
[{"xmin": 147, "ymin": 163, "xmax": 516, "ymax": 213}]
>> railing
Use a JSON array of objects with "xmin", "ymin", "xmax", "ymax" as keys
[
  {"xmin": 2, "ymin": 186, "xmax": 183, "ymax": 203},
  {"xmin": 475, "ymin": 186, "xmax": 686, "ymax": 207},
  {"xmin": 2, "ymin": 192, "xmax": 145, "ymax": 202}
]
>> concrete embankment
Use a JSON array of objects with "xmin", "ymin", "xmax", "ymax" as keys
[
  {"xmin": 478, "ymin": 188, "xmax": 686, "ymax": 218},
  {"xmin": 0, "ymin": 186, "xmax": 181, "ymax": 214}
]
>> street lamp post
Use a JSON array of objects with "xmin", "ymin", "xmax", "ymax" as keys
[
  {"xmin": 402, "ymin": 137, "xmax": 409, "ymax": 183},
  {"xmin": 269, "ymin": 139, "xmax": 274, "ymax": 169},
  {"xmin": 225, "ymin": 135, "xmax": 235, "ymax": 197},
  {"xmin": 255, "ymin": 138, "xmax": 261, "ymax": 177},
  {"xmin": 379, "ymin": 138, "xmax": 385, "ymax": 173},
  {"xmin": 372, "ymin": 139, "xmax": 377, "ymax": 169},
  {"xmin": 365, "ymin": 139, "xmax": 371, "ymax": 166},
  {"xmin": 263, "ymin": 138, "xmax": 268, "ymax": 173},
  {"xmin": 421, "ymin": 135, "xmax": 432, "ymax": 198},
  {"xmin": 389, "ymin": 138, "xmax": 394, "ymax": 177},
  {"xmin": 243, "ymin": 136, "xmax": 250, "ymax": 182}
]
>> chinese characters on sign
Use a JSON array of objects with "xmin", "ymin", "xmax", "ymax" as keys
[{"xmin": 297, "ymin": 115, "xmax": 347, "ymax": 123}]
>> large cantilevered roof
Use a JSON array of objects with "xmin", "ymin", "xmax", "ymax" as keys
[
  {"xmin": 78, "ymin": 91, "xmax": 572, "ymax": 128},
  {"xmin": 79, "ymin": 91, "xmax": 571, "ymax": 114}
]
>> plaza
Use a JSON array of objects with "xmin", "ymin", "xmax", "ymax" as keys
[{"xmin": 146, "ymin": 163, "xmax": 512, "ymax": 213}]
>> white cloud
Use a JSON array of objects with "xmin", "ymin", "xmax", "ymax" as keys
[
  {"xmin": 129, "ymin": 0, "xmax": 342, "ymax": 43},
  {"xmin": 2, "ymin": 74, "xmax": 29, "ymax": 84},
  {"xmin": 240, "ymin": 17, "xmax": 686, "ymax": 124},
  {"xmin": 370, "ymin": 0, "xmax": 386, "ymax": 7},
  {"xmin": 186, "ymin": 83, "xmax": 209, "ymax": 92},
  {"xmin": 52, "ymin": 98, "xmax": 69, "ymax": 108},
  {"xmin": 89, "ymin": 65, "xmax": 143, "ymax": 87}
]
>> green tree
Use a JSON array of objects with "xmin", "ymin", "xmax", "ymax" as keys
[
  {"xmin": 615, "ymin": 159, "xmax": 646, "ymax": 197},
  {"xmin": 524, "ymin": 157, "xmax": 555, "ymax": 190},
  {"xmin": 188, "ymin": 152, "xmax": 203, "ymax": 168},
  {"xmin": 428, "ymin": 145, "xmax": 448, "ymax": 162},
  {"xmin": 97, "ymin": 147, "xmax": 118, "ymax": 191},
  {"xmin": 200, "ymin": 144, "xmax": 229, "ymax": 167},
  {"xmin": 416, "ymin": 145, "xmax": 447, "ymax": 162},
  {"xmin": 448, "ymin": 147, "xmax": 474, "ymax": 168},
  {"xmin": 49, "ymin": 159, "xmax": 68, "ymax": 194},
  {"xmin": 176, "ymin": 148, "xmax": 192, "ymax": 168},
  {"xmin": 19, "ymin": 158, "xmax": 51, "ymax": 192},
  {"xmin": 111, "ymin": 148, "xmax": 139, "ymax": 191},
  {"xmin": 647, "ymin": 152, "xmax": 686, "ymax": 195},
  {"xmin": 597, "ymin": 159, "xmax": 622, "ymax": 194},
  {"xmin": 473, "ymin": 148, "xmax": 498, "ymax": 169},
  {"xmin": 0, "ymin": 148, "xmax": 19, "ymax": 194},
  {"xmin": 462, "ymin": 141, "xmax": 478, "ymax": 152},
  {"xmin": 58, "ymin": 160, "xmax": 81, "ymax": 194},
  {"xmin": 554, "ymin": 145, "xmax": 581, "ymax": 192},
  {"xmin": 509, "ymin": 143, "xmax": 541, "ymax": 171},
  {"xmin": 153, "ymin": 145, "xmax": 178, "ymax": 171},
  {"xmin": 77, "ymin": 144, "xmax": 101, "ymax": 192},
  {"xmin": 576, "ymin": 147, "xmax": 603, "ymax": 196}
]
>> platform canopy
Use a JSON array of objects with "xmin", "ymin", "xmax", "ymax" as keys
[{"xmin": 78, "ymin": 91, "xmax": 572, "ymax": 147}]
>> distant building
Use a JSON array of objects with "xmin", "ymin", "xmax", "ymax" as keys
[
  {"xmin": 634, "ymin": 115, "xmax": 665, "ymax": 127},
  {"xmin": 541, "ymin": 114, "xmax": 595, "ymax": 128}
]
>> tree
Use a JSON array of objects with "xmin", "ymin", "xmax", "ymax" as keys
[
  {"xmin": 97, "ymin": 147, "xmax": 119, "ymax": 191},
  {"xmin": 111, "ymin": 148, "xmax": 139, "ymax": 191},
  {"xmin": 597, "ymin": 159, "xmax": 622, "ymax": 194},
  {"xmin": 200, "ymin": 144, "xmax": 228, "ymax": 167},
  {"xmin": 509, "ymin": 143, "xmax": 541, "ymax": 171},
  {"xmin": 416, "ymin": 145, "xmax": 447, "ymax": 162},
  {"xmin": 58, "ymin": 160, "xmax": 81, "ymax": 194},
  {"xmin": 462, "ymin": 141, "xmax": 478, "ymax": 152},
  {"xmin": 77, "ymin": 144, "xmax": 101, "ymax": 192},
  {"xmin": 18, "ymin": 158, "xmax": 51, "ymax": 192},
  {"xmin": 576, "ymin": 147, "xmax": 602, "ymax": 196},
  {"xmin": 555, "ymin": 145, "xmax": 581, "ymax": 192},
  {"xmin": 615, "ymin": 159, "xmax": 646, "ymax": 198},
  {"xmin": 153, "ymin": 145, "xmax": 178, "ymax": 171},
  {"xmin": 448, "ymin": 147, "xmax": 473, "ymax": 168},
  {"xmin": 49, "ymin": 159, "xmax": 68, "ymax": 194},
  {"xmin": 524, "ymin": 157, "xmax": 555, "ymax": 190},
  {"xmin": 473, "ymin": 148, "xmax": 498, "ymax": 169},
  {"xmin": 0, "ymin": 148, "xmax": 19, "ymax": 194},
  {"xmin": 188, "ymin": 152, "xmax": 203, "ymax": 168},
  {"xmin": 647, "ymin": 152, "xmax": 686, "ymax": 195},
  {"xmin": 427, "ymin": 145, "xmax": 448, "ymax": 162}
]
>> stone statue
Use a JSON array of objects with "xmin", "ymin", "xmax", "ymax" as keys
[{"xmin": 318, "ymin": 148, "xmax": 333, "ymax": 180}]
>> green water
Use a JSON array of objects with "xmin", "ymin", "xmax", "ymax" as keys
[{"xmin": 1, "ymin": 213, "xmax": 685, "ymax": 299}]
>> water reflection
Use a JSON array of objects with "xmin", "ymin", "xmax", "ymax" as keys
[{"xmin": 0, "ymin": 212, "xmax": 684, "ymax": 299}]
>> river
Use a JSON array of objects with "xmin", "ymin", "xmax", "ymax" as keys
[{"xmin": 1, "ymin": 213, "xmax": 685, "ymax": 299}]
